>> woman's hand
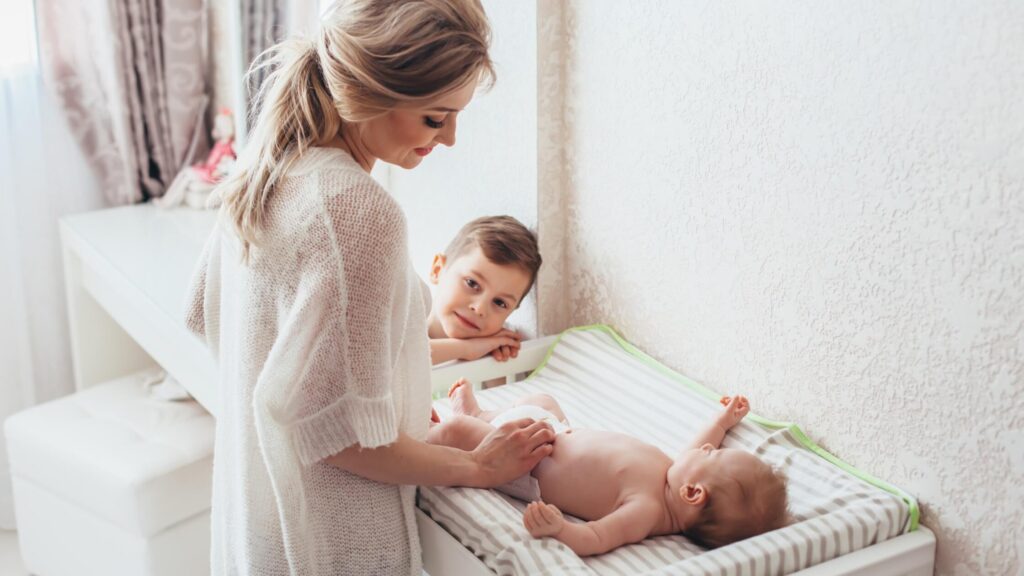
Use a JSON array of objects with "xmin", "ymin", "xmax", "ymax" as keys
[{"xmin": 470, "ymin": 417, "xmax": 554, "ymax": 487}]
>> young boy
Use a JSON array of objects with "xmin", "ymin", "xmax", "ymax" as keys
[
  {"xmin": 427, "ymin": 216, "xmax": 543, "ymax": 365},
  {"xmin": 428, "ymin": 382, "xmax": 789, "ymax": 555}
]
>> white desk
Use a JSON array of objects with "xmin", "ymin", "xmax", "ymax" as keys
[{"xmin": 60, "ymin": 203, "xmax": 219, "ymax": 414}]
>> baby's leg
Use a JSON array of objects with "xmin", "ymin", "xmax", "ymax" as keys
[
  {"xmin": 513, "ymin": 393, "xmax": 569, "ymax": 425},
  {"xmin": 425, "ymin": 414, "xmax": 495, "ymax": 451},
  {"xmin": 449, "ymin": 379, "xmax": 568, "ymax": 425},
  {"xmin": 449, "ymin": 379, "xmax": 502, "ymax": 421}
]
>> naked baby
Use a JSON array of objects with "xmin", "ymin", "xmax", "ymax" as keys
[{"xmin": 427, "ymin": 382, "xmax": 788, "ymax": 555}]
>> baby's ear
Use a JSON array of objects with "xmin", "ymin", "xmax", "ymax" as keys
[
  {"xmin": 429, "ymin": 253, "xmax": 446, "ymax": 284},
  {"xmin": 680, "ymin": 483, "xmax": 708, "ymax": 508}
]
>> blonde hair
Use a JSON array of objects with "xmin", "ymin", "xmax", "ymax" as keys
[
  {"xmin": 689, "ymin": 461, "xmax": 789, "ymax": 548},
  {"xmin": 220, "ymin": 0, "xmax": 494, "ymax": 260},
  {"xmin": 444, "ymin": 216, "xmax": 543, "ymax": 303}
]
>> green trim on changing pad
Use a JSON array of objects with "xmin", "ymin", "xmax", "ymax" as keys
[{"xmin": 525, "ymin": 323, "xmax": 921, "ymax": 532}]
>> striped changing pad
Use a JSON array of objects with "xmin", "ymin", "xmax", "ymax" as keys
[{"xmin": 418, "ymin": 325, "xmax": 919, "ymax": 575}]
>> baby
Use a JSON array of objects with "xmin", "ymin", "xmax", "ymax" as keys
[
  {"xmin": 427, "ymin": 382, "xmax": 789, "ymax": 555},
  {"xmin": 427, "ymin": 216, "xmax": 542, "ymax": 365}
]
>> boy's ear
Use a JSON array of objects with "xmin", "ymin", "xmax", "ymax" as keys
[
  {"xmin": 679, "ymin": 483, "xmax": 708, "ymax": 508},
  {"xmin": 429, "ymin": 253, "xmax": 446, "ymax": 284}
]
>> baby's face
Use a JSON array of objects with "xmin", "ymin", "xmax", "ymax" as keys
[{"xmin": 430, "ymin": 247, "xmax": 531, "ymax": 339}]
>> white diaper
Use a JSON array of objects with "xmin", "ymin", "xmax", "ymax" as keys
[
  {"xmin": 489, "ymin": 404, "xmax": 570, "ymax": 435},
  {"xmin": 488, "ymin": 405, "xmax": 568, "ymax": 502}
]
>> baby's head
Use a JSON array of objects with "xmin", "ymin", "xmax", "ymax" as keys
[
  {"xmin": 428, "ymin": 216, "xmax": 542, "ymax": 339},
  {"xmin": 668, "ymin": 444, "xmax": 788, "ymax": 548}
]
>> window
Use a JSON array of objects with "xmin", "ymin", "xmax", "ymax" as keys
[{"xmin": 0, "ymin": 0, "xmax": 37, "ymax": 72}]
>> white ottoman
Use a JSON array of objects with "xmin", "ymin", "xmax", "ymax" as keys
[{"xmin": 4, "ymin": 370, "xmax": 214, "ymax": 576}]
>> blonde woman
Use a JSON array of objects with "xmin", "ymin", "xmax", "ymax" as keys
[{"xmin": 185, "ymin": 1, "xmax": 554, "ymax": 574}]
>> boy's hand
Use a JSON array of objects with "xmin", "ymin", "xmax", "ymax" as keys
[
  {"xmin": 458, "ymin": 329, "xmax": 523, "ymax": 362},
  {"xmin": 524, "ymin": 501, "xmax": 565, "ymax": 538},
  {"xmin": 717, "ymin": 395, "xmax": 750, "ymax": 429}
]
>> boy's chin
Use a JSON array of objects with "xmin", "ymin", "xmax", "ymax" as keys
[
  {"xmin": 444, "ymin": 325, "xmax": 472, "ymax": 340},
  {"xmin": 444, "ymin": 318, "xmax": 480, "ymax": 340}
]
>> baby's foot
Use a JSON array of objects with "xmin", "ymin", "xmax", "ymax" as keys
[{"xmin": 448, "ymin": 379, "xmax": 482, "ymax": 417}]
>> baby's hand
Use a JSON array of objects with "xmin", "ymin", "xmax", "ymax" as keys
[
  {"xmin": 523, "ymin": 501, "xmax": 565, "ymax": 538},
  {"xmin": 718, "ymin": 395, "xmax": 750, "ymax": 428}
]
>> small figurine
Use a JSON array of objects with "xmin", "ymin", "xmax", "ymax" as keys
[{"xmin": 157, "ymin": 108, "xmax": 237, "ymax": 209}]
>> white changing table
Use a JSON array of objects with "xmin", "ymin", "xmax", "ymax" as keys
[{"xmin": 423, "ymin": 342, "xmax": 937, "ymax": 576}]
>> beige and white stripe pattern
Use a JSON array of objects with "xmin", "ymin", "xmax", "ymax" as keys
[{"xmin": 419, "ymin": 327, "xmax": 913, "ymax": 575}]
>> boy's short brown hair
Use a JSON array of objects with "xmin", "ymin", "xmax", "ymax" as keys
[{"xmin": 445, "ymin": 216, "xmax": 542, "ymax": 302}]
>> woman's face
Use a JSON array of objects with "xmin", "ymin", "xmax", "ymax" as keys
[{"xmin": 360, "ymin": 79, "xmax": 478, "ymax": 169}]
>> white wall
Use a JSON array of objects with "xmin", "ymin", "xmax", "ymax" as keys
[
  {"xmin": 538, "ymin": 2, "xmax": 1023, "ymax": 574},
  {"xmin": 386, "ymin": 0, "xmax": 540, "ymax": 333}
]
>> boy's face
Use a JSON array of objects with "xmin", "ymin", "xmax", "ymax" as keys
[{"xmin": 430, "ymin": 247, "xmax": 532, "ymax": 339}]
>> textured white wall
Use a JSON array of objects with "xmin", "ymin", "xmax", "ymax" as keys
[
  {"xmin": 540, "ymin": 1, "xmax": 1024, "ymax": 574},
  {"xmin": 387, "ymin": 0, "xmax": 539, "ymax": 333}
]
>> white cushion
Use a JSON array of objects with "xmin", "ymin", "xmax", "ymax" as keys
[{"xmin": 4, "ymin": 370, "xmax": 214, "ymax": 536}]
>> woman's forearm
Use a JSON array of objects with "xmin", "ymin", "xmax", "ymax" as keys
[{"xmin": 324, "ymin": 432, "xmax": 483, "ymax": 487}]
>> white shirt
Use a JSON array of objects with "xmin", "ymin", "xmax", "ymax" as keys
[{"xmin": 186, "ymin": 148, "xmax": 432, "ymax": 576}]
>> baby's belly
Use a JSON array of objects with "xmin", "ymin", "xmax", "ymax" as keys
[{"xmin": 532, "ymin": 429, "xmax": 670, "ymax": 521}]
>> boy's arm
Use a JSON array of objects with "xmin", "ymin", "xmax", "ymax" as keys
[
  {"xmin": 523, "ymin": 498, "xmax": 659, "ymax": 556},
  {"xmin": 685, "ymin": 395, "xmax": 749, "ymax": 451},
  {"xmin": 429, "ymin": 338, "xmax": 470, "ymax": 365},
  {"xmin": 429, "ymin": 330, "xmax": 523, "ymax": 365}
]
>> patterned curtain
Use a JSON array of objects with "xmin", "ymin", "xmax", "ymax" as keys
[
  {"xmin": 36, "ymin": 0, "xmax": 209, "ymax": 205},
  {"xmin": 241, "ymin": 0, "xmax": 289, "ymax": 130}
]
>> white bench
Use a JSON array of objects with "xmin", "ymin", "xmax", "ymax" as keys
[
  {"xmin": 4, "ymin": 369, "xmax": 214, "ymax": 576},
  {"xmin": 4, "ymin": 205, "xmax": 219, "ymax": 576}
]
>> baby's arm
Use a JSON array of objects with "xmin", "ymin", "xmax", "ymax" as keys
[
  {"xmin": 523, "ymin": 498, "xmax": 660, "ymax": 556},
  {"xmin": 685, "ymin": 395, "xmax": 750, "ymax": 451}
]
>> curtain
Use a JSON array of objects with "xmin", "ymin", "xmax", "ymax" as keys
[
  {"xmin": 241, "ymin": 0, "xmax": 290, "ymax": 130},
  {"xmin": 0, "ymin": 3, "xmax": 106, "ymax": 528},
  {"xmin": 36, "ymin": 0, "xmax": 209, "ymax": 205}
]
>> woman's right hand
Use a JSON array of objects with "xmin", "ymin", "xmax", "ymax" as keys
[{"xmin": 470, "ymin": 418, "xmax": 555, "ymax": 487}]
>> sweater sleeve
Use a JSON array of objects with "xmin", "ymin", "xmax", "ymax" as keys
[
  {"xmin": 255, "ymin": 183, "xmax": 410, "ymax": 467},
  {"xmin": 184, "ymin": 225, "xmax": 221, "ymax": 352}
]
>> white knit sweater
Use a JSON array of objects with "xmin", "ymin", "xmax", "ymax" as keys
[{"xmin": 186, "ymin": 148, "xmax": 432, "ymax": 576}]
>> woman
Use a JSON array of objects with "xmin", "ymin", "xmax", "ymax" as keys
[{"xmin": 185, "ymin": 1, "xmax": 554, "ymax": 574}]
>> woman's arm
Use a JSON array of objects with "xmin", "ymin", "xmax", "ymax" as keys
[{"xmin": 325, "ymin": 417, "xmax": 554, "ymax": 488}]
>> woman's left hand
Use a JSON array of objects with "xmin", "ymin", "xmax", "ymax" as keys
[{"xmin": 470, "ymin": 417, "xmax": 554, "ymax": 487}]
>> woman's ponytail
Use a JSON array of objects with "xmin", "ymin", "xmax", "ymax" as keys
[{"xmin": 219, "ymin": 37, "xmax": 340, "ymax": 261}]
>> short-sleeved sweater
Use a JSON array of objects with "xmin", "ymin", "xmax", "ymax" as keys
[{"xmin": 185, "ymin": 147, "xmax": 433, "ymax": 576}]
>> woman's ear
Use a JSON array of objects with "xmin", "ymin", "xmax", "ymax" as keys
[
  {"xmin": 679, "ymin": 483, "xmax": 708, "ymax": 508},
  {"xmin": 429, "ymin": 253, "xmax": 446, "ymax": 284}
]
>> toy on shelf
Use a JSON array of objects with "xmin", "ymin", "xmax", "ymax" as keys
[{"xmin": 157, "ymin": 108, "xmax": 237, "ymax": 209}]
